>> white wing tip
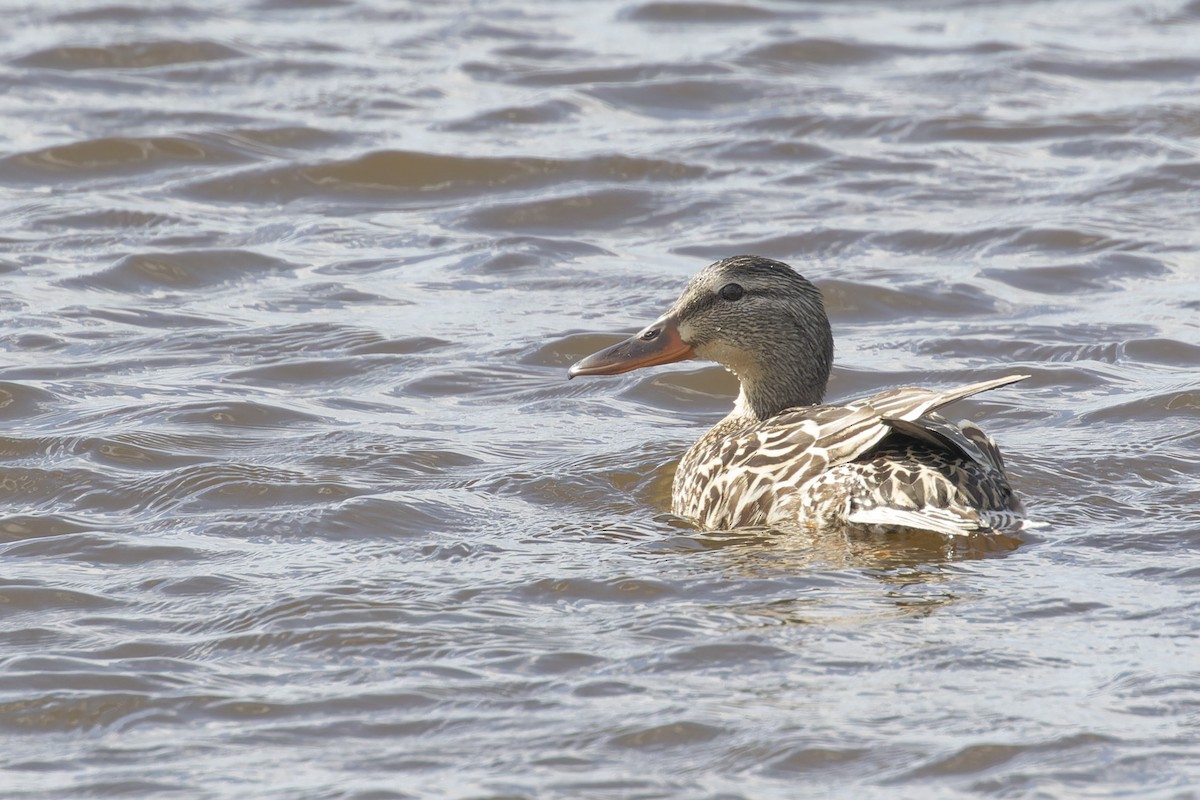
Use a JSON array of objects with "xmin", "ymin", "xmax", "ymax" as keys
[{"xmin": 846, "ymin": 507, "xmax": 982, "ymax": 537}]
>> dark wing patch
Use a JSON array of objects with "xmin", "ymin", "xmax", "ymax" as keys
[{"xmin": 887, "ymin": 414, "xmax": 996, "ymax": 473}]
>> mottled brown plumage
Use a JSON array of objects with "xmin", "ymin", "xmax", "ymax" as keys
[{"xmin": 569, "ymin": 256, "xmax": 1027, "ymax": 536}]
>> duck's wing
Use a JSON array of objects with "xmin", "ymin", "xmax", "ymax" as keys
[
  {"xmin": 860, "ymin": 374, "xmax": 1028, "ymax": 420},
  {"xmin": 759, "ymin": 375, "xmax": 1028, "ymax": 535},
  {"xmin": 838, "ymin": 375, "xmax": 1028, "ymax": 535},
  {"xmin": 764, "ymin": 374, "xmax": 1028, "ymax": 473},
  {"xmin": 861, "ymin": 374, "xmax": 1028, "ymax": 472}
]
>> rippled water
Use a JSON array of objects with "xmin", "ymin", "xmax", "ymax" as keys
[{"xmin": 2, "ymin": 0, "xmax": 1199, "ymax": 797}]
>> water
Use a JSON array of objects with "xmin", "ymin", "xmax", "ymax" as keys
[{"xmin": 1, "ymin": 0, "xmax": 1198, "ymax": 797}]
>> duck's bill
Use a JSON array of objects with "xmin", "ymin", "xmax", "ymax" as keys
[{"xmin": 567, "ymin": 314, "xmax": 693, "ymax": 378}]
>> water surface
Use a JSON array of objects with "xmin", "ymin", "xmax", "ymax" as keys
[{"xmin": 1, "ymin": 0, "xmax": 1198, "ymax": 797}]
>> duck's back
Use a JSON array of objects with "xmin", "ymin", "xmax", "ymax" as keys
[{"xmin": 671, "ymin": 376, "xmax": 1027, "ymax": 535}]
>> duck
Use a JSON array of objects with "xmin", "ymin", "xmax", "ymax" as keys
[{"xmin": 568, "ymin": 255, "xmax": 1028, "ymax": 536}]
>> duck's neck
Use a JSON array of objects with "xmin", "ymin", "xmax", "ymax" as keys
[
  {"xmin": 723, "ymin": 331, "xmax": 832, "ymax": 421},
  {"xmin": 730, "ymin": 368, "xmax": 827, "ymax": 421}
]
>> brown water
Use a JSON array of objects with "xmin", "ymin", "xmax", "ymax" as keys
[{"xmin": 2, "ymin": 1, "xmax": 1199, "ymax": 797}]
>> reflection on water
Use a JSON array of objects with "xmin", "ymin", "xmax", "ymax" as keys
[
  {"xmin": 1, "ymin": 0, "xmax": 1198, "ymax": 796},
  {"xmin": 660, "ymin": 525, "xmax": 1022, "ymax": 580}
]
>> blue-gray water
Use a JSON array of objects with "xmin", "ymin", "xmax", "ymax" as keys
[{"xmin": 1, "ymin": 1, "xmax": 1198, "ymax": 797}]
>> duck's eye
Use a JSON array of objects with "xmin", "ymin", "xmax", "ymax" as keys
[{"xmin": 719, "ymin": 283, "xmax": 744, "ymax": 302}]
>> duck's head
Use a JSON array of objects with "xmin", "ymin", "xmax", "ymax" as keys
[{"xmin": 568, "ymin": 255, "xmax": 834, "ymax": 419}]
